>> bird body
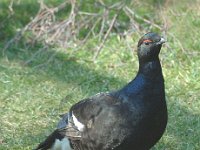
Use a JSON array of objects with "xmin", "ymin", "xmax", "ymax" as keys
[{"xmin": 35, "ymin": 32, "xmax": 167, "ymax": 150}]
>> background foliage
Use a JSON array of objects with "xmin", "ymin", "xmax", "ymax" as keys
[{"xmin": 0, "ymin": 0, "xmax": 200, "ymax": 149}]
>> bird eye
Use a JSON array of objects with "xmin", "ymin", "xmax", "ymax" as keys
[{"xmin": 142, "ymin": 39, "xmax": 153, "ymax": 46}]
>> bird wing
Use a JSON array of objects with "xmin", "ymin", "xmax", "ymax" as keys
[
  {"xmin": 56, "ymin": 92, "xmax": 133, "ymax": 149},
  {"xmin": 56, "ymin": 92, "xmax": 118, "ymax": 137}
]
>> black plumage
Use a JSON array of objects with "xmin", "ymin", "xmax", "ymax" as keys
[{"xmin": 35, "ymin": 32, "xmax": 167, "ymax": 150}]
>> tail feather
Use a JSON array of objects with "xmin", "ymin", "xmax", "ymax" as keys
[{"xmin": 34, "ymin": 130, "xmax": 64, "ymax": 150}]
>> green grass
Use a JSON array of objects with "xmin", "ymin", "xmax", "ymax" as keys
[{"xmin": 0, "ymin": 0, "xmax": 200, "ymax": 150}]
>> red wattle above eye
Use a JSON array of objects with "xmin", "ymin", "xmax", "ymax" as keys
[{"xmin": 143, "ymin": 39, "xmax": 153, "ymax": 43}]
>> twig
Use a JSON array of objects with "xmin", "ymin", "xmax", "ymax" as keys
[
  {"xmin": 81, "ymin": 17, "xmax": 102, "ymax": 45},
  {"xmin": 53, "ymin": 1, "xmax": 69, "ymax": 13},
  {"xmin": 124, "ymin": 6, "xmax": 162, "ymax": 30},
  {"xmin": 93, "ymin": 13, "xmax": 119, "ymax": 60},
  {"xmin": 2, "ymin": 22, "xmax": 31, "ymax": 55},
  {"xmin": 8, "ymin": 0, "xmax": 14, "ymax": 15},
  {"xmin": 122, "ymin": 7, "xmax": 140, "ymax": 33},
  {"xmin": 33, "ymin": 50, "xmax": 57, "ymax": 69},
  {"xmin": 93, "ymin": 2, "xmax": 126, "ymax": 60},
  {"xmin": 99, "ymin": 9, "xmax": 109, "ymax": 41},
  {"xmin": 78, "ymin": 11, "xmax": 99, "ymax": 16},
  {"xmin": 24, "ymin": 45, "xmax": 48, "ymax": 65}
]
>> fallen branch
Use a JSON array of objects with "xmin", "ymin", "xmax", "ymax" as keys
[
  {"xmin": 3, "ymin": 0, "xmax": 71, "ymax": 53},
  {"xmin": 2, "ymin": 0, "xmax": 167, "ymax": 60}
]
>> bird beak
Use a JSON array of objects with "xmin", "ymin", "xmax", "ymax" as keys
[{"xmin": 156, "ymin": 37, "xmax": 166, "ymax": 45}]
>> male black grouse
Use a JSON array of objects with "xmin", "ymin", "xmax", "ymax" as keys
[{"xmin": 35, "ymin": 32, "xmax": 167, "ymax": 150}]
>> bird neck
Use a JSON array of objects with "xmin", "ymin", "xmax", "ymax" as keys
[
  {"xmin": 117, "ymin": 58, "xmax": 164, "ymax": 98},
  {"xmin": 138, "ymin": 57, "xmax": 163, "ymax": 79}
]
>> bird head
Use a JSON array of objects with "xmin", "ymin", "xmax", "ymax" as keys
[{"xmin": 137, "ymin": 32, "xmax": 165, "ymax": 62}]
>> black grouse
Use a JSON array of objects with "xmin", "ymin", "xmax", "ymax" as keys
[{"xmin": 35, "ymin": 32, "xmax": 167, "ymax": 150}]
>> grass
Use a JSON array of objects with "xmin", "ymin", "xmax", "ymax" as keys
[{"xmin": 0, "ymin": 0, "xmax": 200, "ymax": 150}]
